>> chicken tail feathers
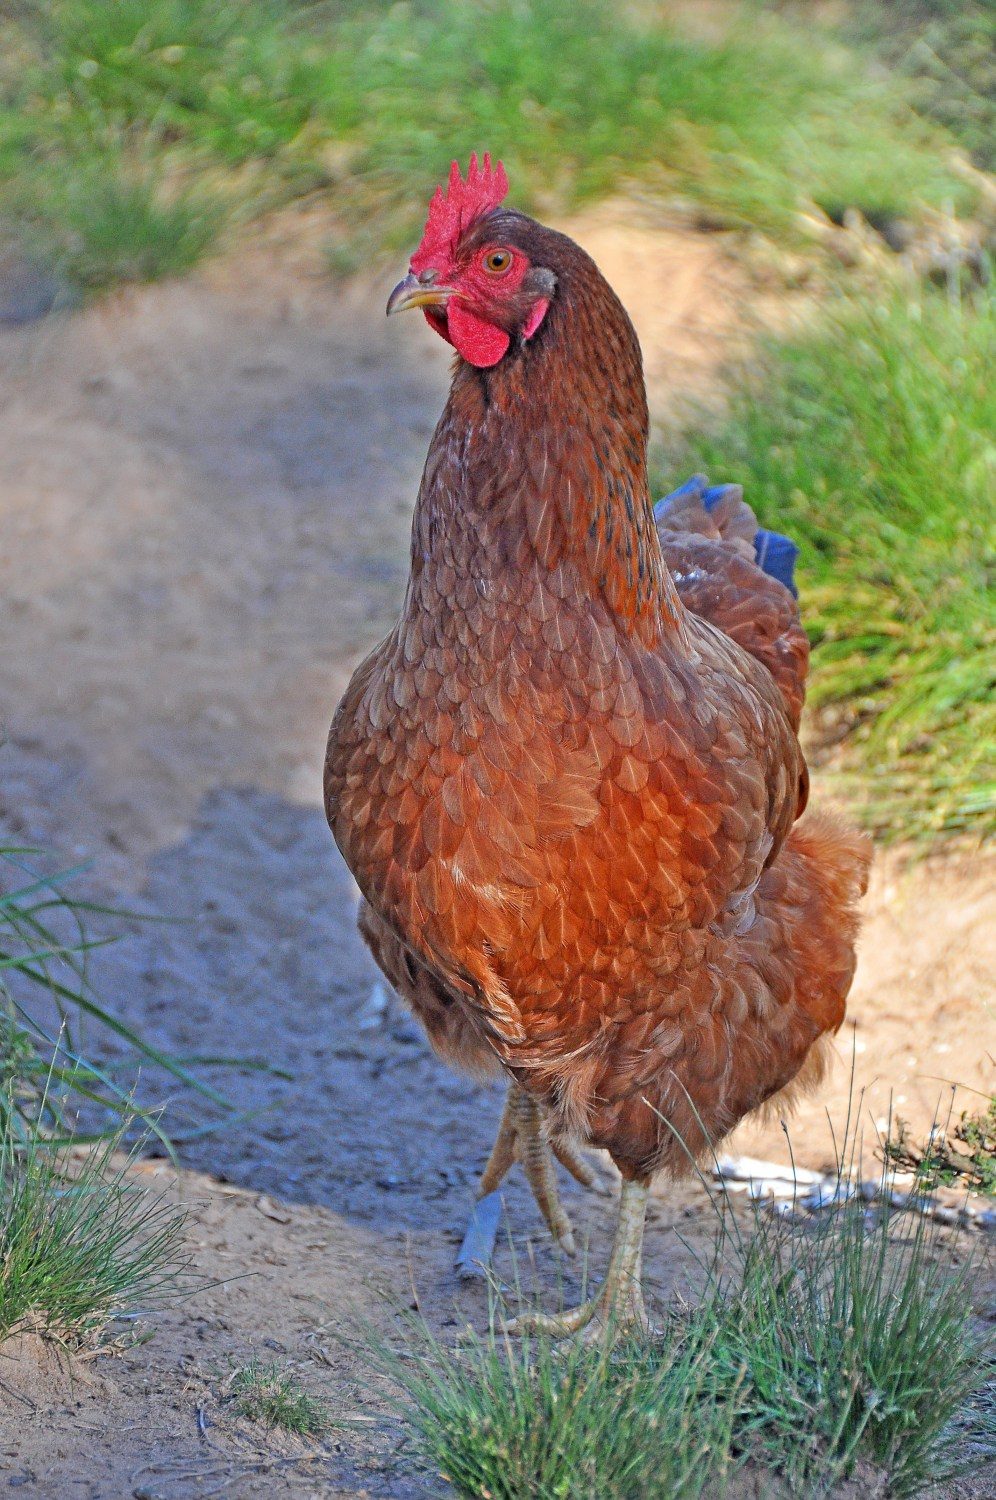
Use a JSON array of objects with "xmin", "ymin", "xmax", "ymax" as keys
[
  {"xmin": 654, "ymin": 474, "xmax": 810, "ymax": 726},
  {"xmin": 655, "ymin": 474, "xmax": 799, "ymax": 598},
  {"xmin": 753, "ymin": 527, "xmax": 800, "ymax": 598}
]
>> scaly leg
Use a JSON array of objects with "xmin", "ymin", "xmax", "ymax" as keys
[
  {"xmin": 506, "ymin": 1176, "xmax": 652, "ymax": 1339},
  {"xmin": 455, "ymin": 1083, "xmax": 599, "ymax": 1274},
  {"xmin": 478, "ymin": 1084, "xmax": 596, "ymax": 1253}
]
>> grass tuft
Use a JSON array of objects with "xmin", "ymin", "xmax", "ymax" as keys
[
  {"xmin": 374, "ymin": 1307, "xmax": 739, "ymax": 1500},
  {"xmin": 659, "ymin": 279, "xmax": 996, "ymax": 842},
  {"xmin": 11, "ymin": 167, "xmax": 222, "ymax": 292},
  {"xmin": 230, "ymin": 1358, "xmax": 329, "ymax": 1437},
  {"xmin": 381, "ymin": 1149, "xmax": 992, "ymax": 1497},
  {"xmin": 0, "ymin": 1085, "xmax": 189, "ymax": 1349},
  {"xmin": 699, "ymin": 1186, "xmax": 989, "ymax": 1495}
]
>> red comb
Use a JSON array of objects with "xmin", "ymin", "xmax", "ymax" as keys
[{"xmin": 411, "ymin": 152, "xmax": 509, "ymax": 272}]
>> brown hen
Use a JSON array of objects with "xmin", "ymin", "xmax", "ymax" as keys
[{"xmin": 325, "ymin": 156, "xmax": 871, "ymax": 1333}]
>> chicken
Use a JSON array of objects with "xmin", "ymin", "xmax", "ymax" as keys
[{"xmin": 325, "ymin": 154, "xmax": 871, "ymax": 1334}]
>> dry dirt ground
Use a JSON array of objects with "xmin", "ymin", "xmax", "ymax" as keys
[{"xmin": 0, "ymin": 208, "xmax": 993, "ymax": 1496}]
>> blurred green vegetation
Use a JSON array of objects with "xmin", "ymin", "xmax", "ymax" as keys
[
  {"xmin": 843, "ymin": 1, "xmax": 996, "ymax": 171},
  {"xmin": 659, "ymin": 283, "xmax": 996, "ymax": 842},
  {"xmin": 0, "ymin": 0, "xmax": 980, "ymax": 290}
]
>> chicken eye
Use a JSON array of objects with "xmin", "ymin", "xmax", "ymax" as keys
[{"xmin": 482, "ymin": 249, "xmax": 512, "ymax": 275}]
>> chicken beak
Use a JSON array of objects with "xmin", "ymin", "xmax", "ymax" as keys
[{"xmin": 386, "ymin": 272, "xmax": 453, "ymax": 317}]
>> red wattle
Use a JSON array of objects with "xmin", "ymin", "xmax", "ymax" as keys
[
  {"xmin": 447, "ymin": 304, "xmax": 510, "ymax": 368},
  {"xmin": 423, "ymin": 308, "xmax": 453, "ymax": 346}
]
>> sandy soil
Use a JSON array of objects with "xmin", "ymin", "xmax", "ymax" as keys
[{"xmin": 0, "ymin": 209, "xmax": 993, "ymax": 1496}]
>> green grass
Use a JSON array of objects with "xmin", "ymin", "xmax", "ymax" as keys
[
  {"xmin": 885, "ymin": 1095, "xmax": 996, "ymax": 1197},
  {"xmin": 376, "ymin": 1308, "xmax": 739, "ymax": 1499},
  {"xmin": 842, "ymin": 0, "xmax": 996, "ymax": 172},
  {"xmin": 0, "ymin": 788, "xmax": 225, "ymax": 1362},
  {"xmin": 383, "ymin": 1171, "xmax": 992, "ymax": 1498},
  {"xmin": 0, "ymin": 1089, "xmax": 189, "ymax": 1348},
  {"xmin": 0, "ymin": 0, "xmax": 978, "ymax": 292},
  {"xmin": 658, "ymin": 280, "xmax": 996, "ymax": 842},
  {"xmin": 1, "ymin": 840, "xmax": 233, "ymax": 1145},
  {"xmin": 700, "ymin": 1186, "xmax": 989, "ymax": 1495},
  {"xmin": 230, "ymin": 1359, "xmax": 329, "ymax": 1437},
  {"xmin": 5, "ymin": 166, "xmax": 221, "ymax": 293}
]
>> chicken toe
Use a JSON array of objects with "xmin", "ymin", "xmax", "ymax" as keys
[
  {"xmin": 455, "ymin": 1083, "xmax": 597, "ymax": 1275},
  {"xmin": 505, "ymin": 1177, "xmax": 654, "ymax": 1341}
]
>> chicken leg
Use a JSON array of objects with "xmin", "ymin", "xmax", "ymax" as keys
[
  {"xmin": 455, "ymin": 1083, "xmax": 599, "ymax": 1274},
  {"xmin": 506, "ymin": 1176, "xmax": 652, "ymax": 1339}
]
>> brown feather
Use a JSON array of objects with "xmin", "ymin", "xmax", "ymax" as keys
[{"xmin": 325, "ymin": 209, "xmax": 870, "ymax": 1182}]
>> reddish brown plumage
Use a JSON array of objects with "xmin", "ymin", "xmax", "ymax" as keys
[{"xmin": 325, "ymin": 206, "xmax": 870, "ymax": 1185}]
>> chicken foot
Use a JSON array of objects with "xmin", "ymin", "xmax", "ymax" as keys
[
  {"xmin": 479, "ymin": 1083, "xmax": 600, "ymax": 1254},
  {"xmin": 455, "ymin": 1083, "xmax": 599, "ymax": 1275},
  {"xmin": 506, "ymin": 1176, "xmax": 653, "ymax": 1340}
]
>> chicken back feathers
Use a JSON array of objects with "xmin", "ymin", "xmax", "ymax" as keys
[{"xmin": 325, "ymin": 206, "xmax": 870, "ymax": 1180}]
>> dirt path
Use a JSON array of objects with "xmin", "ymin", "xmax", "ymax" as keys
[{"xmin": 0, "ymin": 216, "xmax": 992, "ymax": 1496}]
